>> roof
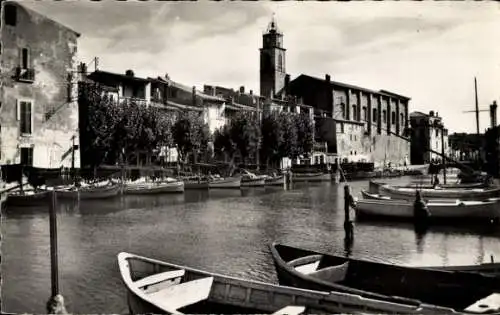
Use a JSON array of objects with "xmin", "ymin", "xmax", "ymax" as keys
[
  {"xmin": 150, "ymin": 100, "xmax": 203, "ymax": 112},
  {"xmin": 292, "ymin": 74, "xmax": 411, "ymax": 100},
  {"xmin": 11, "ymin": 1, "xmax": 81, "ymax": 37},
  {"xmin": 88, "ymin": 70, "xmax": 150, "ymax": 84},
  {"xmin": 150, "ymin": 77, "xmax": 225, "ymax": 102}
]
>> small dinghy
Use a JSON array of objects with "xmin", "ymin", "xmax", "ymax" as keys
[
  {"xmin": 55, "ymin": 182, "xmax": 121, "ymax": 200},
  {"xmin": 355, "ymin": 197, "xmax": 500, "ymax": 221},
  {"xmin": 118, "ymin": 252, "xmax": 460, "ymax": 315},
  {"xmin": 379, "ymin": 184, "xmax": 500, "ymax": 201},
  {"xmin": 124, "ymin": 180, "xmax": 184, "ymax": 195},
  {"xmin": 241, "ymin": 175, "xmax": 266, "ymax": 187},
  {"xmin": 208, "ymin": 176, "xmax": 241, "ymax": 189},
  {"xmin": 270, "ymin": 243, "xmax": 500, "ymax": 314}
]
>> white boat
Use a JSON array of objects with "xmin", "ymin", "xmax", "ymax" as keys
[
  {"xmin": 241, "ymin": 174, "xmax": 267, "ymax": 187},
  {"xmin": 292, "ymin": 173, "xmax": 331, "ymax": 182},
  {"xmin": 355, "ymin": 198, "xmax": 500, "ymax": 220},
  {"xmin": 378, "ymin": 184, "xmax": 500, "ymax": 201},
  {"xmin": 208, "ymin": 176, "xmax": 241, "ymax": 189},
  {"xmin": 117, "ymin": 252, "xmax": 460, "ymax": 315},
  {"xmin": 124, "ymin": 181, "xmax": 185, "ymax": 194}
]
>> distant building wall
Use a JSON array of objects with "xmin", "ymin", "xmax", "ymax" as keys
[{"xmin": 1, "ymin": 2, "xmax": 80, "ymax": 168}]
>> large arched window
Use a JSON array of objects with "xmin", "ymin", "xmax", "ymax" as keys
[
  {"xmin": 372, "ymin": 108, "xmax": 377, "ymax": 123},
  {"xmin": 278, "ymin": 54, "xmax": 283, "ymax": 72}
]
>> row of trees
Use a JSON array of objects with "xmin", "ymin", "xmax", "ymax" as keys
[{"xmin": 79, "ymin": 83, "xmax": 314, "ymax": 169}]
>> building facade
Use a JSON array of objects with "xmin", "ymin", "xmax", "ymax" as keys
[
  {"xmin": 409, "ymin": 111, "xmax": 449, "ymax": 165},
  {"xmin": 259, "ymin": 18, "xmax": 410, "ymax": 167},
  {"xmin": 0, "ymin": 1, "xmax": 80, "ymax": 168}
]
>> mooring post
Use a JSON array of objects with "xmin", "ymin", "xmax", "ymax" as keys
[
  {"xmin": 343, "ymin": 184, "xmax": 354, "ymax": 240},
  {"xmin": 47, "ymin": 190, "xmax": 68, "ymax": 314}
]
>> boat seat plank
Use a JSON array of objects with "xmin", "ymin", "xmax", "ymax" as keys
[
  {"xmin": 272, "ymin": 305, "xmax": 306, "ymax": 315},
  {"xmin": 288, "ymin": 254, "xmax": 323, "ymax": 267},
  {"xmin": 308, "ymin": 262, "xmax": 349, "ymax": 282},
  {"xmin": 295, "ymin": 261, "xmax": 320, "ymax": 274},
  {"xmin": 147, "ymin": 276, "xmax": 214, "ymax": 311},
  {"xmin": 135, "ymin": 269, "xmax": 185, "ymax": 288},
  {"xmin": 465, "ymin": 293, "xmax": 500, "ymax": 314}
]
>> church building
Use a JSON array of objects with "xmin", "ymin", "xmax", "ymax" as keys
[{"xmin": 259, "ymin": 17, "xmax": 411, "ymax": 168}]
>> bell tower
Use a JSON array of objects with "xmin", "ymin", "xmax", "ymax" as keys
[{"xmin": 259, "ymin": 14, "xmax": 286, "ymax": 99}]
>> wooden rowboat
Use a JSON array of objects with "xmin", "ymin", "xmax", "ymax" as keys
[
  {"xmin": 241, "ymin": 175, "xmax": 266, "ymax": 187},
  {"xmin": 292, "ymin": 173, "xmax": 331, "ymax": 183},
  {"xmin": 265, "ymin": 175, "xmax": 285, "ymax": 186},
  {"xmin": 118, "ymin": 252, "xmax": 460, "ymax": 315},
  {"xmin": 355, "ymin": 198, "xmax": 500, "ymax": 221},
  {"xmin": 5, "ymin": 190, "xmax": 49, "ymax": 207},
  {"xmin": 361, "ymin": 190, "xmax": 500, "ymax": 204},
  {"xmin": 55, "ymin": 183, "xmax": 121, "ymax": 200},
  {"xmin": 269, "ymin": 243, "xmax": 500, "ymax": 314},
  {"xmin": 208, "ymin": 176, "xmax": 241, "ymax": 189},
  {"xmin": 379, "ymin": 184, "xmax": 500, "ymax": 201},
  {"xmin": 124, "ymin": 181, "xmax": 185, "ymax": 195}
]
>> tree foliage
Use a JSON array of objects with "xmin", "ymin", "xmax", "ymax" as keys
[
  {"xmin": 172, "ymin": 111, "xmax": 210, "ymax": 163},
  {"xmin": 261, "ymin": 111, "xmax": 283, "ymax": 166},
  {"xmin": 229, "ymin": 111, "xmax": 261, "ymax": 163}
]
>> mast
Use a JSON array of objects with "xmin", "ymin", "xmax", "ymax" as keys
[{"xmin": 474, "ymin": 77, "xmax": 479, "ymax": 135}]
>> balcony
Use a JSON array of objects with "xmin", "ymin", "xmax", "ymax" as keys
[
  {"xmin": 15, "ymin": 67, "xmax": 35, "ymax": 83},
  {"xmin": 121, "ymin": 97, "xmax": 148, "ymax": 107}
]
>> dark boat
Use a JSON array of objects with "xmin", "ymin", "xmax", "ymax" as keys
[
  {"xmin": 270, "ymin": 243, "xmax": 500, "ymax": 314},
  {"xmin": 54, "ymin": 183, "xmax": 121, "ymax": 200},
  {"xmin": 5, "ymin": 189, "xmax": 49, "ymax": 207},
  {"xmin": 118, "ymin": 252, "xmax": 460, "ymax": 315}
]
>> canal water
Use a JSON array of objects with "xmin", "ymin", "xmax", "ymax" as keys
[{"xmin": 2, "ymin": 177, "xmax": 500, "ymax": 314}]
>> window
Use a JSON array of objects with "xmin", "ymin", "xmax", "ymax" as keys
[
  {"xmin": 5, "ymin": 5, "xmax": 17, "ymax": 26},
  {"xmin": 436, "ymin": 129, "xmax": 439, "ymax": 137},
  {"xmin": 400, "ymin": 113, "xmax": 404, "ymax": 126},
  {"xmin": 20, "ymin": 147, "xmax": 33, "ymax": 166},
  {"xmin": 278, "ymin": 54, "xmax": 283, "ymax": 72},
  {"xmin": 340, "ymin": 103, "xmax": 345, "ymax": 118},
  {"xmin": 362, "ymin": 106, "xmax": 367, "ymax": 121},
  {"xmin": 18, "ymin": 100, "xmax": 32, "ymax": 135},
  {"xmin": 352, "ymin": 105, "xmax": 357, "ymax": 120},
  {"xmin": 391, "ymin": 112, "xmax": 396, "ymax": 125},
  {"xmin": 372, "ymin": 108, "xmax": 377, "ymax": 123},
  {"xmin": 20, "ymin": 48, "xmax": 30, "ymax": 69},
  {"xmin": 382, "ymin": 110, "xmax": 387, "ymax": 123}
]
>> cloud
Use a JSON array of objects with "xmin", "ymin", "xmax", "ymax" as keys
[{"xmin": 14, "ymin": 0, "xmax": 500, "ymax": 133}]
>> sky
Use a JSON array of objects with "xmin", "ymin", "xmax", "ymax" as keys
[{"xmin": 17, "ymin": 0, "xmax": 500, "ymax": 134}]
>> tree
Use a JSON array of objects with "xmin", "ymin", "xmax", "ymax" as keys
[
  {"xmin": 295, "ymin": 111, "xmax": 314, "ymax": 158},
  {"xmin": 213, "ymin": 124, "xmax": 235, "ymax": 162},
  {"xmin": 278, "ymin": 111, "xmax": 298, "ymax": 160},
  {"xmin": 229, "ymin": 111, "xmax": 261, "ymax": 164},
  {"xmin": 261, "ymin": 111, "xmax": 283, "ymax": 167},
  {"xmin": 172, "ymin": 111, "xmax": 209, "ymax": 164}
]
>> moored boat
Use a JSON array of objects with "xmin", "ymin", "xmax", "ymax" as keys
[
  {"xmin": 361, "ymin": 190, "xmax": 391, "ymax": 200},
  {"xmin": 208, "ymin": 176, "xmax": 241, "ymax": 189},
  {"xmin": 292, "ymin": 173, "xmax": 331, "ymax": 182},
  {"xmin": 118, "ymin": 252, "xmax": 460, "ymax": 315},
  {"xmin": 265, "ymin": 175, "xmax": 285, "ymax": 186},
  {"xmin": 182, "ymin": 177, "xmax": 209, "ymax": 190},
  {"xmin": 124, "ymin": 181, "xmax": 185, "ymax": 195},
  {"xmin": 241, "ymin": 174, "xmax": 266, "ymax": 187},
  {"xmin": 379, "ymin": 184, "xmax": 500, "ymax": 201},
  {"xmin": 55, "ymin": 183, "xmax": 121, "ymax": 200},
  {"xmin": 5, "ymin": 189, "xmax": 50, "ymax": 207},
  {"xmin": 355, "ymin": 198, "xmax": 500, "ymax": 221},
  {"xmin": 269, "ymin": 243, "xmax": 500, "ymax": 314}
]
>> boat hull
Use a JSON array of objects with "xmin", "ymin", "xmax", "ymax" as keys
[
  {"xmin": 208, "ymin": 177, "xmax": 241, "ymax": 189},
  {"xmin": 55, "ymin": 184, "xmax": 122, "ymax": 200},
  {"xmin": 119, "ymin": 252, "xmax": 459, "ymax": 315},
  {"xmin": 265, "ymin": 175, "xmax": 284, "ymax": 186},
  {"xmin": 292, "ymin": 173, "xmax": 331, "ymax": 182},
  {"xmin": 270, "ymin": 243, "xmax": 500, "ymax": 312},
  {"xmin": 183, "ymin": 180, "xmax": 209, "ymax": 190},
  {"xmin": 241, "ymin": 177, "xmax": 266, "ymax": 187},
  {"xmin": 6, "ymin": 190, "xmax": 49, "ymax": 207},
  {"xmin": 379, "ymin": 184, "xmax": 500, "ymax": 201},
  {"xmin": 355, "ymin": 198, "xmax": 500, "ymax": 220},
  {"xmin": 124, "ymin": 181, "xmax": 184, "ymax": 194}
]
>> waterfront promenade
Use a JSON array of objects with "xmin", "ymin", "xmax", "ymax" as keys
[{"xmin": 2, "ymin": 177, "xmax": 500, "ymax": 314}]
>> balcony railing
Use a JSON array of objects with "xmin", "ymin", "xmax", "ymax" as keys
[
  {"xmin": 121, "ymin": 97, "xmax": 148, "ymax": 106},
  {"xmin": 15, "ymin": 67, "xmax": 35, "ymax": 83}
]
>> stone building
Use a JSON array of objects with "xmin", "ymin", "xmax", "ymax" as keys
[
  {"xmin": 409, "ymin": 111, "xmax": 449, "ymax": 165},
  {"xmin": 0, "ymin": 1, "xmax": 80, "ymax": 168},
  {"xmin": 259, "ymin": 17, "xmax": 410, "ymax": 167}
]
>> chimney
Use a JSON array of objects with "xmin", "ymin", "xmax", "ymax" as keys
[
  {"xmin": 250, "ymin": 90, "xmax": 253, "ymax": 95},
  {"xmin": 429, "ymin": 110, "xmax": 434, "ymax": 117},
  {"xmin": 325, "ymin": 74, "xmax": 331, "ymax": 83},
  {"xmin": 285, "ymin": 74, "xmax": 291, "ymax": 94},
  {"xmin": 239, "ymin": 86, "xmax": 245, "ymax": 94},
  {"xmin": 490, "ymin": 101, "xmax": 498, "ymax": 128},
  {"xmin": 125, "ymin": 69, "xmax": 134, "ymax": 77},
  {"xmin": 192, "ymin": 86, "xmax": 196, "ymax": 106}
]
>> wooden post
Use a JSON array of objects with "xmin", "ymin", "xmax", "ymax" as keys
[
  {"xmin": 48, "ymin": 190, "xmax": 59, "ymax": 297},
  {"xmin": 441, "ymin": 126, "xmax": 447, "ymax": 185},
  {"xmin": 344, "ymin": 185, "xmax": 351, "ymax": 222}
]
